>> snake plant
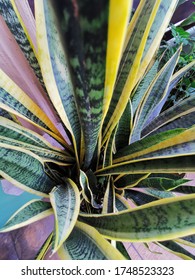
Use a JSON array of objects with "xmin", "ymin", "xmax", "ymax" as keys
[{"xmin": 0, "ymin": 0, "xmax": 195, "ymax": 260}]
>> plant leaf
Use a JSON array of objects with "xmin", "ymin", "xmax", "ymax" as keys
[
  {"xmin": 125, "ymin": 189, "xmax": 158, "ymax": 206},
  {"xmin": 79, "ymin": 170, "xmax": 99, "ymax": 209},
  {"xmin": 35, "ymin": 0, "xmax": 81, "ymax": 157},
  {"xmin": 49, "ymin": 180, "xmax": 80, "ymax": 252},
  {"xmin": 96, "ymin": 155, "xmax": 195, "ymax": 176},
  {"xmin": 36, "ymin": 232, "xmax": 53, "ymax": 260},
  {"xmin": 130, "ymin": 48, "xmax": 181, "ymax": 143},
  {"xmin": 145, "ymin": 60, "xmax": 195, "ymax": 123},
  {"xmin": 0, "ymin": 0, "xmax": 46, "ymax": 91},
  {"xmin": 136, "ymin": 0, "xmax": 178, "ymax": 82},
  {"xmin": 0, "ymin": 199, "xmax": 52, "ymax": 232},
  {"xmin": 158, "ymin": 240, "xmax": 195, "ymax": 260},
  {"xmin": 131, "ymin": 60, "xmax": 159, "ymax": 116},
  {"xmin": 115, "ymin": 194, "xmax": 131, "ymax": 211},
  {"xmin": 103, "ymin": 0, "xmax": 178, "ymax": 144},
  {"xmin": 51, "ymin": 0, "xmax": 109, "ymax": 167},
  {"xmin": 102, "ymin": 178, "xmax": 115, "ymax": 214},
  {"xmin": 142, "ymin": 95, "xmax": 195, "ymax": 137},
  {"xmin": 58, "ymin": 221, "xmax": 126, "ymax": 260},
  {"xmin": 79, "ymin": 194, "xmax": 195, "ymax": 242},
  {"xmin": 115, "ymin": 174, "xmax": 150, "ymax": 189},
  {"xmin": 0, "ymin": 143, "xmax": 55, "ymax": 196},
  {"xmin": 102, "ymin": 0, "xmax": 132, "ymax": 121},
  {"xmin": 0, "ymin": 69, "xmax": 65, "ymax": 146},
  {"xmin": 115, "ymin": 100, "xmax": 132, "ymax": 151},
  {"xmin": 138, "ymin": 177, "xmax": 190, "ymax": 191},
  {"xmin": 0, "ymin": 136, "xmax": 72, "ymax": 165},
  {"xmin": 114, "ymin": 128, "xmax": 185, "ymax": 163}
]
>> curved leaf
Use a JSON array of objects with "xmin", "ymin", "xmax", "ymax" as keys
[
  {"xmin": 138, "ymin": 176, "xmax": 189, "ymax": 191},
  {"xmin": 142, "ymin": 95, "xmax": 195, "ymax": 137},
  {"xmin": 0, "ymin": 143, "xmax": 55, "ymax": 196},
  {"xmin": 0, "ymin": 117, "xmax": 64, "ymax": 150},
  {"xmin": 0, "ymin": 200, "xmax": 52, "ymax": 232},
  {"xmin": 79, "ymin": 170, "xmax": 99, "ymax": 209},
  {"xmin": 58, "ymin": 221, "xmax": 126, "ymax": 260},
  {"xmin": 115, "ymin": 174, "xmax": 150, "ymax": 189},
  {"xmin": 36, "ymin": 232, "xmax": 53, "ymax": 260},
  {"xmin": 50, "ymin": 180, "xmax": 80, "ymax": 252},
  {"xmin": 0, "ymin": 0, "xmax": 46, "ymax": 91},
  {"xmin": 35, "ymin": 0, "xmax": 81, "ymax": 157},
  {"xmin": 130, "ymin": 48, "xmax": 181, "ymax": 143},
  {"xmin": 158, "ymin": 241, "xmax": 195, "ymax": 260},
  {"xmin": 80, "ymin": 194, "xmax": 195, "ymax": 242},
  {"xmin": 0, "ymin": 69, "xmax": 65, "ymax": 145},
  {"xmin": 0, "ymin": 136, "xmax": 72, "ymax": 165},
  {"xmin": 96, "ymin": 155, "xmax": 195, "ymax": 176},
  {"xmin": 114, "ymin": 128, "xmax": 185, "ymax": 164}
]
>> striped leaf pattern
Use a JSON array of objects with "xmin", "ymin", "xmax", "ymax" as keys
[
  {"xmin": 142, "ymin": 95, "xmax": 195, "ymax": 136},
  {"xmin": 0, "ymin": 70, "xmax": 65, "ymax": 145},
  {"xmin": 0, "ymin": 0, "xmax": 46, "ymax": 91},
  {"xmin": 49, "ymin": 180, "xmax": 80, "ymax": 252},
  {"xmin": 102, "ymin": 0, "xmax": 178, "ymax": 144},
  {"xmin": 79, "ymin": 170, "xmax": 99, "ymax": 209},
  {"xmin": 138, "ymin": 177, "xmax": 189, "ymax": 191},
  {"xmin": 0, "ymin": 136, "xmax": 72, "ymax": 164},
  {"xmin": 35, "ymin": 0, "xmax": 81, "ymax": 155},
  {"xmin": 80, "ymin": 194, "xmax": 195, "ymax": 242},
  {"xmin": 56, "ymin": 0, "xmax": 109, "ymax": 167},
  {"xmin": 0, "ymin": 117, "xmax": 67, "ymax": 151},
  {"xmin": 0, "ymin": 144, "xmax": 55, "ymax": 196},
  {"xmin": 114, "ymin": 128, "xmax": 185, "ymax": 163},
  {"xmin": 158, "ymin": 241, "xmax": 195, "ymax": 260},
  {"xmin": 115, "ymin": 100, "xmax": 132, "ymax": 151},
  {"xmin": 130, "ymin": 48, "xmax": 180, "ymax": 143},
  {"xmin": 96, "ymin": 155, "xmax": 195, "ymax": 176},
  {"xmin": 0, "ymin": 200, "xmax": 52, "ymax": 232},
  {"xmin": 58, "ymin": 221, "xmax": 126, "ymax": 260},
  {"xmin": 0, "ymin": 0, "xmax": 195, "ymax": 261}
]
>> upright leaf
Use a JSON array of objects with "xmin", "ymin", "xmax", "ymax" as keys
[
  {"xmin": 0, "ymin": 0, "xmax": 46, "ymax": 91},
  {"xmin": 102, "ymin": 0, "xmax": 132, "ymax": 121},
  {"xmin": 130, "ymin": 48, "xmax": 181, "ymax": 143},
  {"xmin": 142, "ymin": 95, "xmax": 195, "ymax": 137},
  {"xmin": 55, "ymin": 0, "xmax": 109, "ymax": 167},
  {"xmin": 35, "ymin": 0, "xmax": 81, "ymax": 158},
  {"xmin": 49, "ymin": 180, "xmax": 80, "ymax": 252},
  {"xmin": 102, "ymin": 0, "xmax": 177, "ymax": 144}
]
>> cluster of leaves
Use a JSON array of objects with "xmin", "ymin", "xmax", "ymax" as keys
[
  {"xmin": 0, "ymin": 0, "xmax": 195, "ymax": 260},
  {"xmin": 160, "ymin": 7, "xmax": 195, "ymax": 110}
]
